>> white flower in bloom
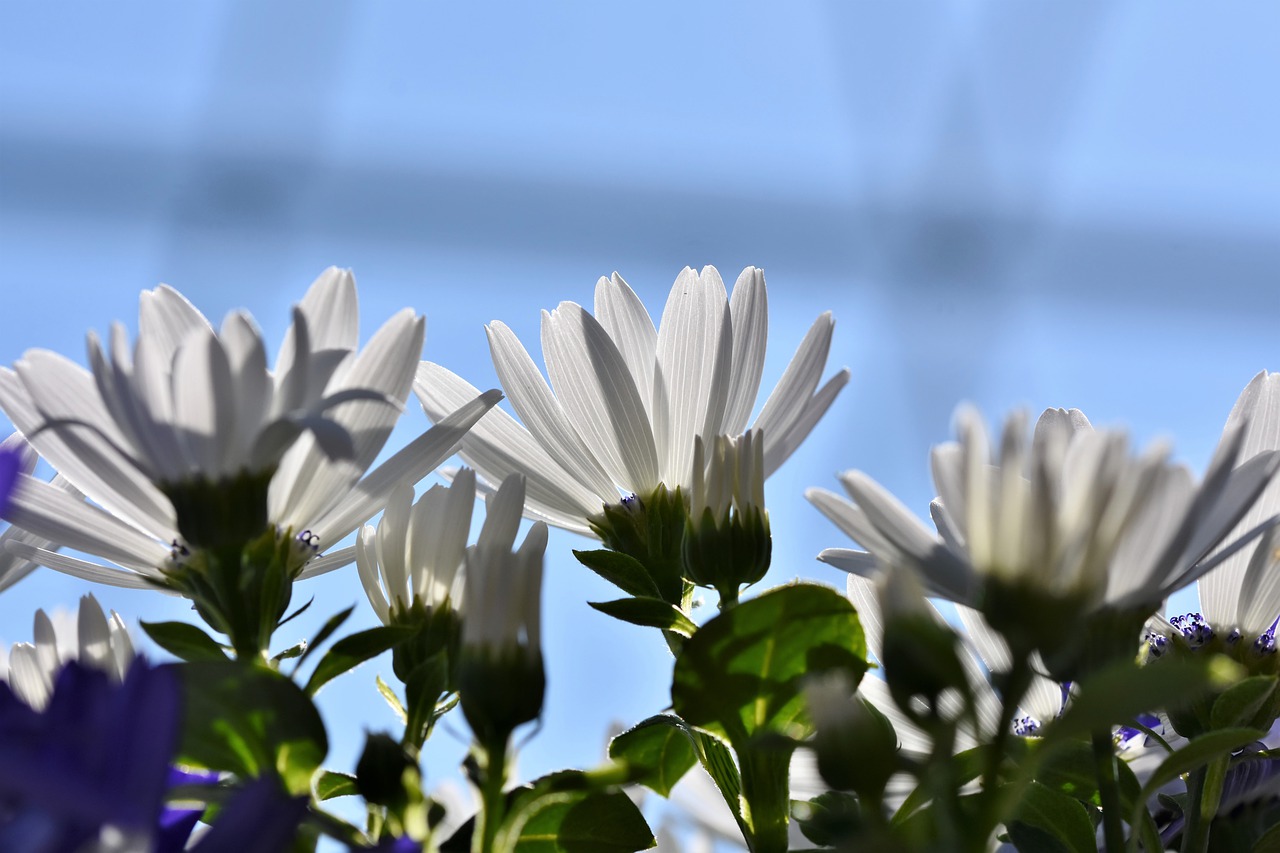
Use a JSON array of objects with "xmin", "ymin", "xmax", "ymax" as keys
[
  {"xmin": 461, "ymin": 474, "xmax": 548, "ymax": 659},
  {"xmin": 1193, "ymin": 371, "xmax": 1280, "ymax": 644},
  {"xmin": 807, "ymin": 405, "xmax": 1279, "ymax": 615},
  {"xmin": 790, "ymin": 573, "xmax": 1064, "ymax": 806},
  {"xmin": 2, "ymin": 593, "xmax": 134, "ymax": 710},
  {"xmin": 0, "ymin": 268, "xmax": 500, "ymax": 588},
  {"xmin": 415, "ymin": 266, "xmax": 849, "ymax": 534},
  {"xmin": 357, "ymin": 469, "xmax": 477, "ymax": 624}
]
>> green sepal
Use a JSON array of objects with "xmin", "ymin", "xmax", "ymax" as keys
[
  {"xmin": 588, "ymin": 485, "xmax": 687, "ymax": 605},
  {"xmin": 403, "ymin": 652, "xmax": 451, "ymax": 749},
  {"xmin": 588, "ymin": 597, "xmax": 697, "ymax": 637},
  {"xmin": 572, "ymin": 549, "xmax": 661, "ymax": 600},
  {"xmin": 315, "ymin": 770, "xmax": 359, "ymax": 801},
  {"xmin": 140, "ymin": 620, "xmax": 229, "ymax": 662},
  {"xmin": 304, "ymin": 623, "xmax": 418, "ymax": 696}
]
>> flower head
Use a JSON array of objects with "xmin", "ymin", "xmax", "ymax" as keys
[
  {"xmin": 683, "ymin": 429, "xmax": 770, "ymax": 599},
  {"xmin": 457, "ymin": 473, "xmax": 548, "ymax": 743},
  {"xmin": 415, "ymin": 266, "xmax": 849, "ymax": 535},
  {"xmin": 808, "ymin": 405, "xmax": 1280, "ymax": 677},
  {"xmin": 0, "ymin": 269, "xmax": 500, "ymax": 591},
  {"xmin": 2, "ymin": 593, "xmax": 134, "ymax": 711}
]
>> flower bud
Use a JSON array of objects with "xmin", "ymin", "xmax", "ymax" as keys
[
  {"xmin": 458, "ymin": 474, "xmax": 548, "ymax": 746},
  {"xmin": 805, "ymin": 671, "xmax": 898, "ymax": 798},
  {"xmin": 682, "ymin": 430, "xmax": 771, "ymax": 602}
]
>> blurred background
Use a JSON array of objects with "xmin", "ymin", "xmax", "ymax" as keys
[{"xmin": 1, "ymin": 1, "xmax": 1278, "ymax": 845}]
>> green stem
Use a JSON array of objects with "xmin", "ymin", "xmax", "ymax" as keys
[
  {"xmin": 1093, "ymin": 730, "xmax": 1126, "ymax": 853},
  {"xmin": 979, "ymin": 656, "xmax": 1032, "ymax": 836},
  {"xmin": 1181, "ymin": 755, "xmax": 1227, "ymax": 853},
  {"xmin": 717, "ymin": 583, "xmax": 740, "ymax": 612},
  {"xmin": 473, "ymin": 739, "xmax": 508, "ymax": 853},
  {"xmin": 737, "ymin": 744, "xmax": 792, "ymax": 853}
]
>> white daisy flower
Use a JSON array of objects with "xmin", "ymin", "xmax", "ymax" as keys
[
  {"xmin": 0, "ymin": 434, "xmax": 76, "ymax": 594},
  {"xmin": 356, "ymin": 469, "xmax": 476, "ymax": 625},
  {"xmin": 2, "ymin": 593, "xmax": 134, "ymax": 711},
  {"xmin": 415, "ymin": 266, "xmax": 849, "ymax": 535},
  {"xmin": 1191, "ymin": 371, "xmax": 1280, "ymax": 647},
  {"xmin": 807, "ymin": 406, "xmax": 1279, "ymax": 640},
  {"xmin": 0, "ymin": 268, "xmax": 501, "ymax": 589}
]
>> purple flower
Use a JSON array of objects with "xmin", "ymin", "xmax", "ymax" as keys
[
  {"xmin": 0, "ymin": 444, "xmax": 25, "ymax": 520},
  {"xmin": 187, "ymin": 774, "xmax": 308, "ymax": 853},
  {"xmin": 0, "ymin": 658, "xmax": 182, "ymax": 852}
]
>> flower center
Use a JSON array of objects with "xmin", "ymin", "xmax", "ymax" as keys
[{"xmin": 1012, "ymin": 716, "xmax": 1041, "ymax": 737}]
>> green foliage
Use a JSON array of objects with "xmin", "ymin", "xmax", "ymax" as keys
[
  {"xmin": 608, "ymin": 714, "xmax": 698, "ymax": 796},
  {"xmin": 177, "ymin": 660, "xmax": 327, "ymax": 795},
  {"xmin": 1008, "ymin": 781, "xmax": 1097, "ymax": 853},
  {"xmin": 671, "ymin": 583, "xmax": 867, "ymax": 743},
  {"xmin": 140, "ymin": 619, "xmax": 229, "ymax": 662},
  {"xmin": 501, "ymin": 789, "xmax": 655, "ymax": 853},
  {"xmin": 587, "ymin": 597, "xmax": 697, "ymax": 637},
  {"xmin": 572, "ymin": 550, "xmax": 661, "ymax": 600},
  {"xmin": 304, "ymin": 623, "xmax": 418, "ymax": 696},
  {"xmin": 315, "ymin": 770, "xmax": 358, "ymax": 801}
]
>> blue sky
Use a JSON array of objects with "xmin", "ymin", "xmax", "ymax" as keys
[{"xmin": 2, "ymin": 2, "xmax": 1278, "ymax": 842}]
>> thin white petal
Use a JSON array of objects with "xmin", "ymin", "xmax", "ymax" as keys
[
  {"xmin": 309, "ymin": 386, "xmax": 502, "ymax": 547},
  {"xmin": 762, "ymin": 368, "xmax": 849, "ymax": 478},
  {"xmin": 652, "ymin": 267, "xmax": 732, "ymax": 484},
  {"xmin": 5, "ymin": 543, "xmax": 162, "ymax": 589},
  {"xmin": 544, "ymin": 304, "xmax": 660, "ymax": 493},
  {"xmin": 722, "ymin": 267, "xmax": 768, "ymax": 435},
  {"xmin": 77, "ymin": 594, "xmax": 113, "ymax": 671},
  {"xmin": 753, "ymin": 312, "xmax": 833, "ymax": 454},
  {"xmin": 486, "ymin": 321, "xmax": 617, "ymax": 502},
  {"xmin": 296, "ymin": 545, "xmax": 358, "ymax": 580},
  {"xmin": 593, "ymin": 273, "xmax": 657, "ymax": 418},
  {"xmin": 414, "ymin": 363, "xmax": 603, "ymax": 523},
  {"xmin": 138, "ymin": 285, "xmax": 213, "ymax": 361},
  {"xmin": 173, "ymin": 328, "xmax": 236, "ymax": 478}
]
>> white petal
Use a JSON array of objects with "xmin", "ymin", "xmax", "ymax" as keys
[
  {"xmin": 722, "ymin": 267, "xmax": 768, "ymax": 435},
  {"xmin": 761, "ymin": 368, "xmax": 849, "ymax": 478},
  {"xmin": 478, "ymin": 474, "xmax": 527, "ymax": 556},
  {"xmin": 544, "ymin": 304, "xmax": 660, "ymax": 493},
  {"xmin": 138, "ymin": 285, "xmax": 213, "ymax": 361},
  {"xmin": 5, "ymin": 359, "xmax": 175, "ymax": 537},
  {"xmin": 5, "ymin": 542, "xmax": 162, "ymax": 589},
  {"xmin": 219, "ymin": 311, "xmax": 272, "ymax": 471},
  {"xmin": 77, "ymin": 593, "xmax": 113, "ymax": 671},
  {"xmin": 956, "ymin": 605, "xmax": 1012, "ymax": 674},
  {"xmin": 414, "ymin": 363, "xmax": 603, "ymax": 523},
  {"xmin": 1237, "ymin": 526, "xmax": 1280, "ymax": 635},
  {"xmin": 356, "ymin": 525, "xmax": 390, "ymax": 623},
  {"xmin": 845, "ymin": 573, "xmax": 884, "ymax": 662},
  {"xmin": 298, "ymin": 267, "xmax": 360, "ymax": 352},
  {"xmin": 816, "ymin": 547, "xmax": 881, "ymax": 578},
  {"xmin": 376, "ymin": 484, "xmax": 413, "ymax": 611},
  {"xmin": 309, "ymin": 385, "xmax": 502, "ymax": 547},
  {"xmin": 272, "ymin": 311, "xmax": 423, "ymax": 527},
  {"xmin": 652, "ymin": 267, "xmax": 732, "ymax": 484},
  {"xmin": 296, "ymin": 545, "xmax": 358, "ymax": 580},
  {"xmin": 8, "ymin": 644, "xmax": 52, "ymax": 709},
  {"xmin": 32, "ymin": 609, "xmax": 59, "ymax": 675},
  {"xmin": 593, "ymin": 273, "xmax": 657, "ymax": 418},
  {"xmin": 753, "ymin": 312, "xmax": 833, "ymax": 457},
  {"xmin": 486, "ymin": 321, "xmax": 617, "ymax": 501},
  {"xmin": 5, "ymin": 473, "xmax": 170, "ymax": 570},
  {"xmin": 173, "ymin": 328, "xmax": 236, "ymax": 478}
]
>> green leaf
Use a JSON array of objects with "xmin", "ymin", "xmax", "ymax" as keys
[
  {"xmin": 573, "ymin": 550, "xmax": 661, "ymax": 600},
  {"xmin": 296, "ymin": 605, "xmax": 355, "ymax": 667},
  {"xmin": 588, "ymin": 597, "xmax": 697, "ymax": 637},
  {"xmin": 271, "ymin": 642, "xmax": 306, "ymax": 662},
  {"xmin": 503, "ymin": 789, "xmax": 655, "ymax": 853},
  {"xmin": 1114, "ymin": 756, "xmax": 1162, "ymax": 853},
  {"xmin": 404, "ymin": 653, "xmax": 451, "ymax": 748},
  {"xmin": 1136, "ymin": 727, "xmax": 1265, "ymax": 805},
  {"xmin": 1046, "ymin": 656, "xmax": 1238, "ymax": 742},
  {"xmin": 892, "ymin": 747, "xmax": 987, "ymax": 824},
  {"xmin": 140, "ymin": 620, "xmax": 228, "ymax": 662},
  {"xmin": 1212, "ymin": 675, "xmax": 1278, "ymax": 730},
  {"xmin": 376, "ymin": 674, "xmax": 408, "ymax": 723},
  {"xmin": 1009, "ymin": 781, "xmax": 1097, "ymax": 853},
  {"xmin": 671, "ymin": 584, "xmax": 867, "ymax": 743},
  {"xmin": 177, "ymin": 660, "xmax": 328, "ymax": 795},
  {"xmin": 1033, "ymin": 740, "xmax": 1099, "ymax": 804},
  {"xmin": 608, "ymin": 714, "xmax": 698, "ymax": 796},
  {"xmin": 305, "ymin": 623, "xmax": 417, "ymax": 696},
  {"xmin": 315, "ymin": 770, "xmax": 359, "ymax": 800},
  {"xmin": 1006, "ymin": 822, "xmax": 1073, "ymax": 853}
]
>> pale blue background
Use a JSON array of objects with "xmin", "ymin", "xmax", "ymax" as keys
[{"xmin": 2, "ymin": 2, "xmax": 1279, "ymax": 845}]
